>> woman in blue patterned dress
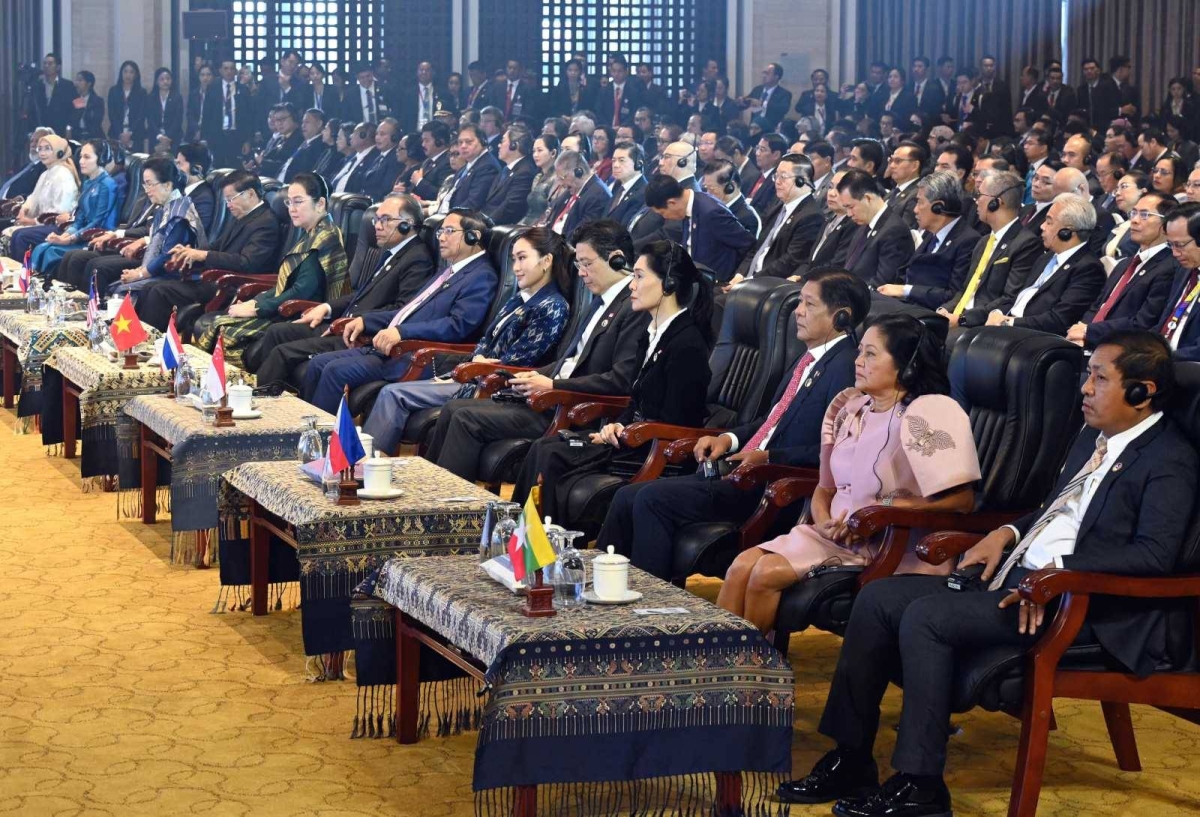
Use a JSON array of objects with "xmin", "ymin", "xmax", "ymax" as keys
[
  {"xmin": 33, "ymin": 140, "xmax": 121, "ymax": 282},
  {"xmin": 364, "ymin": 226, "xmax": 573, "ymax": 455}
]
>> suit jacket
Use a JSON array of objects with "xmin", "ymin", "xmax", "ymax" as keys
[
  {"xmin": 541, "ymin": 283, "xmax": 649, "ymax": 396},
  {"xmin": 880, "ymin": 89, "xmax": 918, "ymax": 124},
  {"xmin": 728, "ymin": 194, "xmax": 762, "ymax": 239},
  {"xmin": 885, "ymin": 180, "xmax": 920, "ymax": 229},
  {"xmin": 359, "ymin": 147, "xmax": 403, "ymax": 200},
  {"xmin": 106, "ymin": 85, "xmax": 148, "ymax": 146},
  {"xmin": 449, "ymin": 152, "xmax": 502, "ymax": 212},
  {"xmin": 1157, "ymin": 267, "xmax": 1200, "ymax": 362},
  {"xmin": 344, "ymin": 81, "xmax": 395, "ymax": 126},
  {"xmin": 26, "ymin": 77, "xmax": 76, "ymax": 136},
  {"xmin": 1045, "ymin": 84, "xmax": 1077, "ymax": 122},
  {"xmin": 0, "ymin": 162, "xmax": 44, "ymax": 200},
  {"xmin": 483, "ymin": 155, "xmax": 538, "ymax": 225},
  {"xmin": 187, "ymin": 181, "xmax": 217, "ymax": 237},
  {"xmin": 738, "ymin": 160, "xmax": 761, "ymax": 197},
  {"xmin": 1081, "ymin": 247, "xmax": 1178, "ymax": 348},
  {"xmin": 333, "ymin": 236, "xmax": 436, "ymax": 319},
  {"xmin": 258, "ymin": 129, "xmax": 305, "ymax": 180},
  {"xmin": 595, "ymin": 81, "xmax": 641, "ymax": 127},
  {"xmin": 145, "ymin": 92, "xmax": 185, "ymax": 149},
  {"xmin": 200, "ymin": 202, "xmax": 281, "ymax": 274},
  {"xmin": 1020, "ymin": 202, "xmax": 1053, "ymax": 246},
  {"xmin": 735, "ymin": 194, "xmax": 824, "ymax": 280},
  {"xmin": 846, "ymin": 209, "xmax": 914, "ymax": 287},
  {"xmin": 69, "ymin": 93, "xmax": 106, "ymax": 140},
  {"xmin": 955, "ymin": 220, "xmax": 1044, "ymax": 325},
  {"xmin": 638, "ymin": 82, "xmax": 669, "ymax": 117},
  {"xmin": 487, "ymin": 79, "xmax": 539, "ymax": 121},
  {"xmin": 728, "ymin": 336, "xmax": 857, "ymax": 467},
  {"xmin": 1014, "ymin": 419, "xmax": 1198, "ymax": 676},
  {"xmin": 309, "ymin": 85, "xmax": 339, "ymax": 118},
  {"xmin": 911, "ymin": 80, "xmax": 946, "ymax": 119},
  {"xmin": 282, "ymin": 137, "xmax": 332, "ymax": 184},
  {"xmin": 546, "ymin": 81, "xmax": 596, "ymax": 118},
  {"xmin": 555, "ymin": 175, "xmax": 612, "ymax": 239},
  {"xmin": 362, "ymin": 252, "xmax": 498, "ymax": 343},
  {"xmin": 903, "ymin": 218, "xmax": 982, "ymax": 310},
  {"xmin": 411, "ymin": 150, "xmax": 453, "ymax": 201},
  {"xmin": 999, "ymin": 248, "xmax": 1106, "ymax": 336},
  {"xmin": 686, "ymin": 191, "xmax": 756, "ymax": 282},
  {"xmin": 748, "ymin": 168, "xmax": 779, "ymax": 216},
  {"xmin": 185, "ymin": 86, "xmax": 222, "ymax": 144},
  {"xmin": 616, "ymin": 309, "xmax": 711, "ymax": 428},
  {"xmin": 606, "ymin": 175, "xmax": 648, "ymax": 228},
  {"xmin": 339, "ymin": 148, "xmax": 381, "ymax": 196},
  {"xmin": 800, "ymin": 214, "xmax": 857, "ymax": 275},
  {"xmin": 747, "ymin": 84, "xmax": 793, "ymax": 132},
  {"xmin": 1077, "ymin": 76, "xmax": 1121, "ymax": 127},
  {"xmin": 261, "ymin": 76, "xmax": 313, "ymax": 111},
  {"xmin": 214, "ymin": 80, "xmax": 252, "ymax": 143},
  {"xmin": 978, "ymin": 78, "xmax": 1013, "ymax": 136},
  {"xmin": 1017, "ymin": 85, "xmax": 1049, "ymax": 116}
]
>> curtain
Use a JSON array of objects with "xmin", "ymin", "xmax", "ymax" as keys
[
  {"xmin": 2, "ymin": 0, "xmax": 45, "ymax": 176},
  {"xmin": 1067, "ymin": 0, "xmax": 1200, "ymax": 118},
  {"xmin": 854, "ymin": 0, "xmax": 1062, "ymax": 107}
]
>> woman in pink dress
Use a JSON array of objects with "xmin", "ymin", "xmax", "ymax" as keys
[{"xmin": 718, "ymin": 314, "xmax": 982, "ymax": 633}]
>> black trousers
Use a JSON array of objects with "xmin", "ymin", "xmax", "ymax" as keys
[
  {"xmin": 426, "ymin": 398, "xmax": 552, "ymax": 482},
  {"xmin": 596, "ymin": 472, "xmax": 764, "ymax": 580},
  {"xmin": 87, "ymin": 254, "xmax": 138, "ymax": 293},
  {"xmin": 818, "ymin": 572, "xmax": 1094, "ymax": 777},
  {"xmin": 253, "ymin": 325, "xmax": 342, "ymax": 385},
  {"xmin": 58, "ymin": 249, "xmax": 104, "ymax": 291},
  {"xmin": 138, "ymin": 279, "xmax": 218, "ymax": 332}
]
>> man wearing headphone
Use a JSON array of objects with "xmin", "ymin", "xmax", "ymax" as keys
[
  {"xmin": 876, "ymin": 170, "xmax": 981, "ymax": 310},
  {"xmin": 701, "ymin": 158, "xmax": 761, "ymax": 240},
  {"xmin": 249, "ymin": 193, "xmax": 436, "ymax": 385},
  {"xmin": 728, "ymin": 152, "xmax": 823, "ymax": 289},
  {"xmin": 983, "ymin": 192, "xmax": 1105, "ymax": 336},
  {"xmin": 548, "ymin": 149, "xmax": 612, "ymax": 237},
  {"xmin": 606, "ymin": 141, "xmax": 648, "ymax": 229},
  {"xmin": 643, "ymin": 172, "xmax": 755, "ymax": 284},
  {"xmin": 658, "ymin": 140, "xmax": 703, "ymax": 192},
  {"xmin": 482, "ymin": 125, "xmax": 538, "ymax": 225}
]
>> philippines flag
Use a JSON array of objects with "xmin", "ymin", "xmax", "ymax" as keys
[
  {"xmin": 86, "ymin": 276, "xmax": 99, "ymax": 328},
  {"xmin": 17, "ymin": 250, "xmax": 31, "ymax": 294},
  {"xmin": 161, "ymin": 310, "xmax": 184, "ymax": 373},
  {"xmin": 327, "ymin": 392, "xmax": 365, "ymax": 472},
  {"xmin": 202, "ymin": 333, "xmax": 227, "ymax": 400}
]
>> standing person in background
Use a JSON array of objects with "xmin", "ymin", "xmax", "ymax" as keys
[{"xmin": 106, "ymin": 60, "xmax": 147, "ymax": 152}]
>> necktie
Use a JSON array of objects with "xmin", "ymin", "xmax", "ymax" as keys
[
  {"xmin": 1162, "ymin": 270, "xmax": 1200, "ymax": 338},
  {"xmin": 368, "ymin": 88, "xmax": 377, "ymax": 122},
  {"xmin": 681, "ymin": 219, "xmax": 692, "ymax": 255},
  {"xmin": 389, "ymin": 266, "xmax": 455, "ymax": 328},
  {"xmin": 749, "ymin": 171, "xmax": 769, "ymax": 198},
  {"xmin": 953, "ymin": 232, "xmax": 998, "ymax": 316},
  {"xmin": 225, "ymin": 82, "xmax": 234, "ymax": 129},
  {"xmin": 612, "ymin": 86, "xmax": 623, "ymax": 127},
  {"xmin": 989, "ymin": 435, "xmax": 1109, "ymax": 590},
  {"xmin": 1021, "ymin": 207, "xmax": 1035, "ymax": 227},
  {"xmin": 552, "ymin": 193, "xmax": 579, "ymax": 234},
  {"xmin": 918, "ymin": 232, "xmax": 938, "ymax": 255},
  {"xmin": 1092, "ymin": 255, "xmax": 1143, "ymax": 322},
  {"xmin": 505, "ymin": 82, "xmax": 514, "ymax": 120},
  {"xmin": 198, "ymin": 91, "xmax": 204, "ymax": 129},
  {"xmin": 553, "ymin": 296, "xmax": 607, "ymax": 375},
  {"xmin": 744, "ymin": 352, "xmax": 816, "ymax": 451},
  {"xmin": 1048, "ymin": 89, "xmax": 1058, "ymax": 107},
  {"xmin": 347, "ymin": 251, "xmax": 394, "ymax": 312},
  {"xmin": 752, "ymin": 205, "xmax": 790, "ymax": 274},
  {"xmin": 811, "ymin": 216, "xmax": 839, "ymax": 260},
  {"xmin": 608, "ymin": 183, "xmax": 625, "ymax": 213}
]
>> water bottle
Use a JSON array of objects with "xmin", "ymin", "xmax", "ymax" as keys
[
  {"xmin": 320, "ymin": 453, "xmax": 340, "ymax": 500},
  {"xmin": 174, "ymin": 359, "xmax": 194, "ymax": 403},
  {"xmin": 26, "ymin": 281, "xmax": 40, "ymax": 314},
  {"xmin": 297, "ymin": 415, "xmax": 324, "ymax": 463},
  {"xmin": 556, "ymin": 531, "xmax": 586, "ymax": 609}
]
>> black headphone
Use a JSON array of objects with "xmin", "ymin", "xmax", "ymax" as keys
[
  {"xmin": 93, "ymin": 140, "xmax": 114, "ymax": 167},
  {"xmin": 508, "ymin": 138, "xmax": 519, "ymax": 152},
  {"xmin": 1124, "ymin": 381, "xmax": 1151, "ymax": 406},
  {"xmin": 723, "ymin": 176, "xmax": 737, "ymax": 195},
  {"xmin": 608, "ymin": 252, "xmax": 629, "ymax": 272},
  {"xmin": 463, "ymin": 227, "xmax": 482, "ymax": 245},
  {"xmin": 573, "ymin": 163, "xmax": 586, "ymax": 179},
  {"xmin": 395, "ymin": 219, "xmax": 413, "ymax": 235},
  {"xmin": 1057, "ymin": 226, "xmax": 1088, "ymax": 242},
  {"xmin": 930, "ymin": 197, "xmax": 963, "ymax": 216},
  {"xmin": 898, "ymin": 315, "xmax": 929, "ymax": 389},
  {"xmin": 661, "ymin": 242, "xmax": 681, "ymax": 295},
  {"xmin": 674, "ymin": 146, "xmax": 696, "ymax": 168},
  {"xmin": 630, "ymin": 151, "xmax": 644, "ymax": 172},
  {"xmin": 985, "ymin": 183, "xmax": 1024, "ymax": 212},
  {"xmin": 833, "ymin": 307, "xmax": 858, "ymax": 353}
]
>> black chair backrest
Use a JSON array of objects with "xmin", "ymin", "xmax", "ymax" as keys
[
  {"xmin": 866, "ymin": 292, "xmax": 950, "ymax": 346},
  {"xmin": 329, "ymin": 193, "xmax": 371, "ymax": 263},
  {"xmin": 1169, "ymin": 362, "xmax": 1200, "ymax": 572},
  {"xmin": 345, "ymin": 203, "xmax": 385, "ymax": 289},
  {"xmin": 420, "ymin": 213, "xmax": 444, "ymax": 263},
  {"xmin": 949, "ymin": 327, "xmax": 1083, "ymax": 511},
  {"xmin": 266, "ymin": 185, "xmax": 303, "ymax": 268},
  {"xmin": 120, "ymin": 153, "xmax": 149, "ymax": 223},
  {"xmin": 204, "ymin": 170, "xmax": 233, "ymax": 241},
  {"xmin": 482, "ymin": 224, "xmax": 519, "ymax": 327},
  {"xmin": 706, "ymin": 278, "xmax": 801, "ymax": 427}
]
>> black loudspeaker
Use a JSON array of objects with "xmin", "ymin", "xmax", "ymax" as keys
[{"xmin": 182, "ymin": 10, "xmax": 232, "ymax": 40}]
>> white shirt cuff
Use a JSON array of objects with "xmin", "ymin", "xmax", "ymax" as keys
[
  {"xmin": 1052, "ymin": 556, "xmax": 1064, "ymax": 569},
  {"xmin": 723, "ymin": 432, "xmax": 739, "ymax": 453},
  {"xmin": 115, "ymin": 228, "xmax": 126, "ymax": 238},
  {"xmin": 902, "ymin": 284, "xmax": 913, "ymax": 297},
  {"xmin": 1003, "ymin": 524, "xmax": 1022, "ymax": 547}
]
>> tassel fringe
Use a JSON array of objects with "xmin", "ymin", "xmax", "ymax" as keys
[
  {"xmin": 306, "ymin": 651, "xmax": 348, "ymax": 683},
  {"xmin": 210, "ymin": 581, "xmax": 298, "ymax": 614},
  {"xmin": 118, "ymin": 485, "xmax": 172, "ymax": 520}
]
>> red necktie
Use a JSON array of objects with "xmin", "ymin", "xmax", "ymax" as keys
[
  {"xmin": 1092, "ymin": 255, "xmax": 1142, "ymax": 322},
  {"xmin": 749, "ymin": 174, "xmax": 766, "ymax": 198},
  {"xmin": 612, "ymin": 87, "xmax": 622, "ymax": 126},
  {"xmin": 744, "ymin": 352, "xmax": 815, "ymax": 451},
  {"xmin": 505, "ymin": 83, "xmax": 514, "ymax": 120}
]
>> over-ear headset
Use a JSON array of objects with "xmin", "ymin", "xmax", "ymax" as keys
[
  {"xmin": 1124, "ymin": 381, "xmax": 1150, "ymax": 406},
  {"xmin": 573, "ymin": 163, "xmax": 586, "ymax": 179},
  {"xmin": 608, "ymin": 252, "xmax": 629, "ymax": 272},
  {"xmin": 832, "ymin": 307, "xmax": 853, "ymax": 333},
  {"xmin": 661, "ymin": 242, "xmax": 681, "ymax": 295},
  {"xmin": 463, "ymin": 227, "xmax": 482, "ymax": 245},
  {"xmin": 395, "ymin": 219, "xmax": 413, "ymax": 235},
  {"xmin": 986, "ymin": 183, "xmax": 1024, "ymax": 212},
  {"xmin": 723, "ymin": 176, "xmax": 737, "ymax": 195},
  {"xmin": 1057, "ymin": 225, "xmax": 1088, "ymax": 242},
  {"xmin": 674, "ymin": 146, "xmax": 696, "ymax": 169},
  {"xmin": 898, "ymin": 315, "xmax": 928, "ymax": 388},
  {"xmin": 930, "ymin": 197, "xmax": 963, "ymax": 216}
]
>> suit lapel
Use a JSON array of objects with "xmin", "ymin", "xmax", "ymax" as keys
[
  {"xmin": 576, "ymin": 286, "xmax": 629, "ymax": 368},
  {"xmin": 1076, "ymin": 423, "xmax": 1161, "ymax": 542}
]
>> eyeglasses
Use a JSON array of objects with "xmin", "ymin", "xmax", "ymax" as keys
[
  {"xmin": 887, "ymin": 155, "xmax": 916, "ymax": 163},
  {"xmin": 372, "ymin": 216, "xmax": 412, "ymax": 228},
  {"xmin": 1128, "ymin": 209, "xmax": 1165, "ymax": 221},
  {"xmin": 775, "ymin": 172, "xmax": 801, "ymax": 181},
  {"xmin": 223, "ymin": 189, "xmax": 250, "ymax": 205},
  {"xmin": 1168, "ymin": 238, "xmax": 1197, "ymax": 251},
  {"xmin": 575, "ymin": 258, "xmax": 597, "ymax": 270},
  {"xmin": 284, "ymin": 197, "xmax": 313, "ymax": 208},
  {"xmin": 435, "ymin": 227, "xmax": 465, "ymax": 238},
  {"xmin": 36, "ymin": 144, "xmax": 53, "ymax": 153},
  {"xmin": 1186, "ymin": 180, "xmax": 1200, "ymax": 191}
]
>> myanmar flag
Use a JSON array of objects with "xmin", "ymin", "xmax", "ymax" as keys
[{"xmin": 506, "ymin": 485, "xmax": 557, "ymax": 581}]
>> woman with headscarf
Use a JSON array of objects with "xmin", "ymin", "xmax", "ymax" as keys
[
  {"xmin": 2, "ymin": 134, "xmax": 81, "ymax": 259},
  {"xmin": 195, "ymin": 173, "xmax": 348, "ymax": 368},
  {"xmin": 31, "ymin": 140, "xmax": 121, "ymax": 281}
]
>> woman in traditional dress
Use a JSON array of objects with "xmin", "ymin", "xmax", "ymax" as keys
[
  {"xmin": 2, "ymin": 134, "xmax": 81, "ymax": 259},
  {"xmin": 31, "ymin": 140, "xmax": 121, "ymax": 281}
]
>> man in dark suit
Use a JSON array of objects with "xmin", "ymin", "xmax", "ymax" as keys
[
  {"xmin": 483, "ymin": 126, "xmax": 538, "ymax": 225},
  {"xmin": 1044, "ymin": 65, "xmax": 1077, "ymax": 122},
  {"xmin": 214, "ymin": 59, "xmax": 252, "ymax": 169},
  {"xmin": 1159, "ymin": 204, "xmax": 1200, "ymax": 362},
  {"xmin": 882, "ymin": 141, "xmax": 925, "ymax": 229},
  {"xmin": 943, "ymin": 169, "xmax": 1043, "ymax": 329},
  {"xmin": 137, "ymin": 172, "xmax": 282, "ymax": 331},
  {"xmin": 302, "ymin": 209, "xmax": 498, "ymax": 413},
  {"xmin": 877, "ymin": 171, "xmax": 981, "ymax": 310},
  {"xmin": 278, "ymin": 108, "xmax": 331, "ymax": 184},
  {"xmin": 22, "ymin": 53, "xmax": 76, "ymax": 137},
  {"xmin": 779, "ymin": 331, "xmax": 1197, "ymax": 814},
  {"xmin": 261, "ymin": 50, "xmax": 312, "ymax": 111},
  {"xmin": 742, "ymin": 63, "xmax": 793, "ymax": 133},
  {"xmin": 595, "ymin": 56, "xmax": 640, "ymax": 128},
  {"xmin": 358, "ymin": 117, "xmax": 405, "ymax": 200},
  {"xmin": 1019, "ymin": 159, "xmax": 1060, "ymax": 247},
  {"xmin": 748, "ymin": 133, "xmax": 787, "ymax": 216},
  {"xmin": 702, "ymin": 160, "xmax": 762, "ymax": 240},
  {"xmin": 983, "ymin": 194, "xmax": 1106, "ymax": 337},
  {"xmin": 596, "ymin": 268, "xmax": 869, "ymax": 581},
  {"xmin": 1016, "ymin": 66, "xmax": 1048, "ymax": 116},
  {"xmin": 634, "ymin": 63, "xmax": 668, "ymax": 117},
  {"xmin": 1068, "ymin": 192, "xmax": 1178, "ymax": 350},
  {"xmin": 425, "ymin": 220, "xmax": 650, "ymax": 481},
  {"xmin": 864, "ymin": 61, "xmax": 891, "ymax": 123},
  {"xmin": 977, "ymin": 55, "xmax": 1013, "ymax": 137},
  {"xmin": 344, "ymin": 61, "xmax": 393, "ymax": 127},
  {"xmin": 432, "ymin": 124, "xmax": 502, "ymax": 214},
  {"xmin": 257, "ymin": 104, "xmax": 304, "ymax": 180},
  {"xmin": 836, "ymin": 169, "xmax": 914, "ymax": 288},
  {"xmin": 1077, "ymin": 57, "xmax": 1121, "ymax": 128},
  {"xmin": 547, "ymin": 150, "xmax": 612, "ymax": 238},
  {"xmin": 250, "ymin": 194, "xmax": 435, "ymax": 383},
  {"xmin": 488, "ymin": 59, "xmax": 538, "ymax": 123},
  {"xmin": 795, "ymin": 172, "xmax": 858, "ymax": 278},
  {"xmin": 330, "ymin": 122, "xmax": 379, "ymax": 195},
  {"xmin": 728, "ymin": 153, "xmax": 823, "ymax": 286},
  {"xmin": 909, "ymin": 56, "xmax": 945, "ymax": 120},
  {"xmin": 645, "ymin": 173, "xmax": 755, "ymax": 283},
  {"xmin": 403, "ymin": 121, "xmax": 454, "ymax": 200},
  {"xmin": 605, "ymin": 142, "xmax": 648, "ymax": 228}
]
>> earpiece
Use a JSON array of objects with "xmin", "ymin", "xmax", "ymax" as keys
[
  {"xmin": 929, "ymin": 198, "xmax": 962, "ymax": 216},
  {"xmin": 608, "ymin": 252, "xmax": 628, "ymax": 272},
  {"xmin": 1057, "ymin": 226, "xmax": 1088, "ymax": 242},
  {"xmin": 573, "ymin": 164, "xmax": 586, "ymax": 179},
  {"xmin": 1124, "ymin": 381, "xmax": 1150, "ymax": 407},
  {"xmin": 675, "ymin": 147, "xmax": 696, "ymax": 168},
  {"xmin": 724, "ymin": 179, "xmax": 736, "ymax": 195},
  {"xmin": 56, "ymin": 147, "xmax": 66, "ymax": 160},
  {"xmin": 396, "ymin": 220, "xmax": 413, "ymax": 235},
  {"xmin": 832, "ymin": 308, "xmax": 853, "ymax": 333},
  {"xmin": 463, "ymin": 228, "xmax": 481, "ymax": 245},
  {"xmin": 899, "ymin": 315, "xmax": 928, "ymax": 388},
  {"xmin": 986, "ymin": 183, "xmax": 1023, "ymax": 213},
  {"xmin": 661, "ymin": 243, "xmax": 681, "ymax": 295}
]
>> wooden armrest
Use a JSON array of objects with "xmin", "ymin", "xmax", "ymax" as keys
[
  {"xmin": 527, "ymin": 389, "xmax": 629, "ymax": 413},
  {"xmin": 399, "ymin": 341, "xmax": 476, "ymax": 364},
  {"xmin": 762, "ymin": 474, "xmax": 822, "ymax": 508},
  {"xmin": 78, "ymin": 228, "xmax": 106, "ymax": 242},
  {"xmin": 279, "ymin": 299, "xmax": 320, "ymax": 318},
  {"xmin": 113, "ymin": 238, "xmax": 138, "ymax": 252},
  {"xmin": 620, "ymin": 422, "xmax": 726, "ymax": 449},
  {"xmin": 915, "ymin": 531, "xmax": 987, "ymax": 565},
  {"xmin": 727, "ymin": 463, "xmax": 818, "ymax": 493},
  {"xmin": 36, "ymin": 212, "xmax": 61, "ymax": 225},
  {"xmin": 566, "ymin": 401, "xmax": 627, "ymax": 427},
  {"xmin": 664, "ymin": 438, "xmax": 700, "ymax": 464},
  {"xmin": 236, "ymin": 282, "xmax": 272, "ymax": 301},
  {"xmin": 735, "ymin": 469, "xmax": 822, "ymax": 554},
  {"xmin": 200, "ymin": 267, "xmax": 272, "ymax": 284},
  {"xmin": 454, "ymin": 361, "xmax": 536, "ymax": 385},
  {"xmin": 847, "ymin": 507, "xmax": 1023, "ymax": 539},
  {"xmin": 330, "ymin": 316, "xmax": 353, "ymax": 336},
  {"xmin": 477, "ymin": 371, "xmax": 515, "ymax": 396},
  {"xmin": 215, "ymin": 272, "xmax": 277, "ymax": 291},
  {"xmin": 1019, "ymin": 570, "xmax": 1200, "ymax": 606}
]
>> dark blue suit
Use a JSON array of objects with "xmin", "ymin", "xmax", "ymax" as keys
[
  {"xmin": 559, "ymin": 175, "xmax": 613, "ymax": 239},
  {"xmin": 596, "ymin": 336, "xmax": 858, "ymax": 580},
  {"xmin": 1159, "ymin": 266, "xmax": 1200, "ymax": 362},
  {"xmin": 0, "ymin": 162, "xmax": 45, "ymax": 200},
  {"xmin": 606, "ymin": 176, "xmax": 647, "ymax": 228},
  {"xmin": 1082, "ymin": 247, "xmax": 1178, "ymax": 348},
  {"xmin": 302, "ymin": 253, "xmax": 499, "ymax": 412},
  {"xmin": 449, "ymin": 152, "xmax": 502, "ymax": 212},
  {"xmin": 902, "ymin": 219, "xmax": 982, "ymax": 310},
  {"xmin": 682, "ymin": 190, "xmax": 756, "ymax": 283}
]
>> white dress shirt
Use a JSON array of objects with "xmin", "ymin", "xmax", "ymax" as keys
[
  {"xmin": 557, "ymin": 276, "xmax": 631, "ymax": 379},
  {"xmin": 1009, "ymin": 243, "xmax": 1084, "ymax": 317},
  {"xmin": 643, "ymin": 308, "xmax": 687, "ymax": 364},
  {"xmin": 333, "ymin": 147, "xmax": 372, "ymax": 193}
]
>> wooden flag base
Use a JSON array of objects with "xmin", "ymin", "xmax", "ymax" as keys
[
  {"xmin": 336, "ymin": 473, "xmax": 360, "ymax": 506},
  {"xmin": 521, "ymin": 570, "xmax": 557, "ymax": 618},
  {"xmin": 122, "ymin": 352, "xmax": 140, "ymax": 370},
  {"xmin": 213, "ymin": 405, "xmax": 236, "ymax": 427}
]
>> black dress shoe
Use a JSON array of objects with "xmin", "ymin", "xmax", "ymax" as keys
[
  {"xmin": 832, "ymin": 772, "xmax": 952, "ymax": 817},
  {"xmin": 776, "ymin": 748, "xmax": 879, "ymax": 804}
]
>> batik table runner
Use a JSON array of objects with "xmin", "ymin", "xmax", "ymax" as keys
[
  {"xmin": 0, "ymin": 311, "xmax": 89, "ymax": 423},
  {"xmin": 0, "ymin": 290, "xmax": 87, "ymax": 310},
  {"xmin": 120, "ymin": 393, "xmax": 329, "ymax": 562},
  {"xmin": 42, "ymin": 345, "xmax": 252, "ymax": 481},
  {"xmin": 360, "ymin": 555, "xmax": 795, "ymax": 816},
  {"xmin": 219, "ymin": 458, "xmax": 493, "ymax": 659}
]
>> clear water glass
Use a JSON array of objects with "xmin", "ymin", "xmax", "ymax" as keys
[
  {"xmin": 488, "ymin": 501, "xmax": 522, "ymax": 561},
  {"xmin": 297, "ymin": 415, "xmax": 324, "ymax": 463},
  {"xmin": 554, "ymin": 530, "xmax": 586, "ymax": 609},
  {"xmin": 174, "ymin": 359, "xmax": 194, "ymax": 403},
  {"xmin": 321, "ymin": 454, "xmax": 340, "ymax": 500}
]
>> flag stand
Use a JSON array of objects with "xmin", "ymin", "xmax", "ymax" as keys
[
  {"xmin": 335, "ymin": 385, "xmax": 360, "ymax": 505},
  {"xmin": 122, "ymin": 352, "xmax": 140, "ymax": 370},
  {"xmin": 213, "ymin": 395, "xmax": 236, "ymax": 427},
  {"xmin": 521, "ymin": 476, "xmax": 556, "ymax": 618}
]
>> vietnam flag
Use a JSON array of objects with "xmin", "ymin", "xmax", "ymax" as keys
[
  {"xmin": 507, "ymin": 484, "xmax": 557, "ymax": 581},
  {"xmin": 108, "ymin": 293, "xmax": 148, "ymax": 351}
]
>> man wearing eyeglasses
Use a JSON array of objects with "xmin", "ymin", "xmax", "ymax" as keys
[
  {"xmin": 882, "ymin": 141, "xmax": 926, "ymax": 229},
  {"xmin": 138, "ymin": 171, "xmax": 281, "ymax": 332},
  {"xmin": 1184, "ymin": 167, "xmax": 1200, "ymax": 205},
  {"xmin": 248, "ymin": 193, "xmax": 436, "ymax": 386},
  {"xmin": 1067, "ymin": 192, "xmax": 1179, "ymax": 350},
  {"xmin": 1158, "ymin": 203, "xmax": 1200, "ymax": 362}
]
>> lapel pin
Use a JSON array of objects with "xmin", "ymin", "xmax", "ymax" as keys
[
  {"xmin": 1113, "ymin": 462, "xmax": 1123, "ymax": 472},
  {"xmin": 600, "ymin": 318, "xmax": 610, "ymax": 328}
]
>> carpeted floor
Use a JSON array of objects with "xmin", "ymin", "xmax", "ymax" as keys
[{"xmin": 1, "ymin": 407, "xmax": 1198, "ymax": 817}]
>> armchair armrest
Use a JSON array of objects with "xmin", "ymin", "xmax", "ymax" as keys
[
  {"xmin": 330, "ymin": 316, "xmax": 353, "ymax": 336},
  {"xmin": 727, "ymin": 463, "xmax": 817, "ymax": 493},
  {"xmin": 620, "ymin": 422, "xmax": 726, "ymax": 449},
  {"xmin": 78, "ymin": 228, "xmax": 106, "ymax": 242},
  {"xmin": 36, "ymin": 212, "xmax": 61, "ymax": 225},
  {"xmin": 527, "ymin": 389, "xmax": 629, "ymax": 413},
  {"xmin": 236, "ymin": 282, "xmax": 272, "ymax": 301},
  {"xmin": 279, "ymin": 299, "xmax": 320, "ymax": 318},
  {"xmin": 113, "ymin": 238, "xmax": 138, "ymax": 252},
  {"xmin": 736, "ymin": 469, "xmax": 821, "ymax": 553},
  {"xmin": 200, "ymin": 267, "xmax": 274, "ymax": 284},
  {"xmin": 454, "ymin": 361, "xmax": 536, "ymax": 385},
  {"xmin": 566, "ymin": 401, "xmax": 628, "ymax": 427},
  {"xmin": 665, "ymin": 438, "xmax": 700, "ymax": 464},
  {"xmin": 915, "ymin": 531, "xmax": 987, "ymax": 566},
  {"xmin": 1019, "ymin": 570, "xmax": 1200, "ymax": 606},
  {"xmin": 214, "ymin": 272, "xmax": 277, "ymax": 291},
  {"xmin": 400, "ymin": 341, "xmax": 476, "ymax": 365},
  {"xmin": 477, "ymin": 371, "xmax": 515, "ymax": 397}
]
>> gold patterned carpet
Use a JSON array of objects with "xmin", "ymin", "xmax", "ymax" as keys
[{"xmin": 1, "ymin": 407, "xmax": 1198, "ymax": 817}]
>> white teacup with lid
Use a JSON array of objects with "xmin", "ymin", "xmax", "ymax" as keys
[
  {"xmin": 592, "ymin": 545, "xmax": 630, "ymax": 600},
  {"xmin": 362, "ymin": 457, "xmax": 393, "ymax": 494},
  {"xmin": 227, "ymin": 383, "xmax": 253, "ymax": 414}
]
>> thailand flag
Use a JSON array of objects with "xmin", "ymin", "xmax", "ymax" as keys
[
  {"xmin": 327, "ymin": 392, "xmax": 365, "ymax": 472},
  {"xmin": 86, "ymin": 277, "xmax": 99, "ymax": 328},
  {"xmin": 161, "ymin": 310, "xmax": 184, "ymax": 373},
  {"xmin": 17, "ymin": 250, "xmax": 31, "ymax": 294}
]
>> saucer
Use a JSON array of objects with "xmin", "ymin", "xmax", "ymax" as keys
[
  {"xmin": 358, "ymin": 486, "xmax": 404, "ymax": 500},
  {"xmin": 583, "ymin": 589, "xmax": 643, "ymax": 605},
  {"xmin": 231, "ymin": 409, "xmax": 262, "ymax": 419}
]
